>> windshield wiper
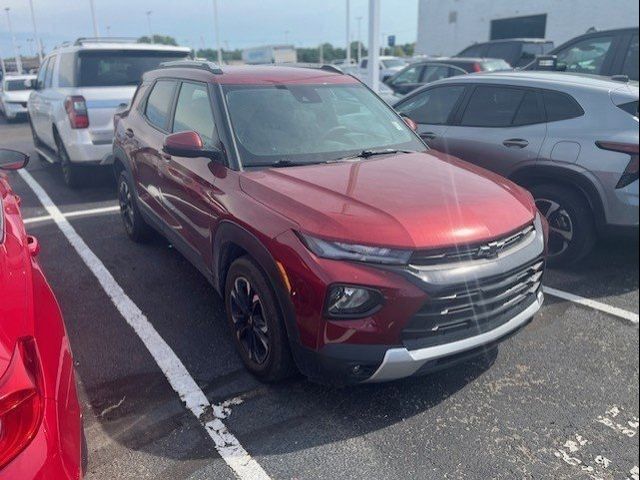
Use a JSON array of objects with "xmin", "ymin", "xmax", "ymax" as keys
[
  {"xmin": 266, "ymin": 160, "xmax": 325, "ymax": 168},
  {"xmin": 331, "ymin": 149, "xmax": 418, "ymax": 162}
]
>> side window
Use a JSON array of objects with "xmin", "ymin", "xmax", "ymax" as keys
[
  {"xmin": 145, "ymin": 80, "xmax": 177, "ymax": 130},
  {"xmin": 461, "ymin": 86, "xmax": 525, "ymax": 127},
  {"xmin": 486, "ymin": 42, "xmax": 520, "ymax": 65},
  {"xmin": 622, "ymin": 34, "xmax": 639, "ymax": 81},
  {"xmin": 448, "ymin": 66, "xmax": 467, "ymax": 77},
  {"xmin": 555, "ymin": 35, "xmax": 614, "ymax": 75},
  {"xmin": 36, "ymin": 58, "xmax": 48, "ymax": 88},
  {"xmin": 542, "ymin": 90, "xmax": 584, "ymax": 122},
  {"xmin": 396, "ymin": 86, "xmax": 465, "ymax": 125},
  {"xmin": 361, "ymin": 60, "xmax": 368, "ymax": 69},
  {"xmin": 44, "ymin": 56, "xmax": 56, "ymax": 88},
  {"xmin": 512, "ymin": 92, "xmax": 545, "ymax": 126},
  {"xmin": 520, "ymin": 44, "xmax": 543, "ymax": 65},
  {"xmin": 459, "ymin": 44, "xmax": 484, "ymax": 57},
  {"xmin": 422, "ymin": 65, "xmax": 451, "ymax": 83},
  {"xmin": 172, "ymin": 82, "xmax": 217, "ymax": 146},
  {"xmin": 392, "ymin": 65, "xmax": 422, "ymax": 84},
  {"xmin": 58, "ymin": 53, "xmax": 76, "ymax": 87}
]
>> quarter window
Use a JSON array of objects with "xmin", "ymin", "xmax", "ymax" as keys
[
  {"xmin": 58, "ymin": 53, "xmax": 76, "ymax": 87},
  {"xmin": 396, "ymin": 86, "xmax": 465, "ymax": 125},
  {"xmin": 145, "ymin": 80, "xmax": 177, "ymax": 130},
  {"xmin": 542, "ymin": 91, "xmax": 584, "ymax": 122},
  {"xmin": 172, "ymin": 82, "xmax": 217, "ymax": 146}
]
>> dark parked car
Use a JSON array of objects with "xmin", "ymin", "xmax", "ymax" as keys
[
  {"xmin": 528, "ymin": 27, "xmax": 639, "ymax": 81},
  {"xmin": 385, "ymin": 58, "xmax": 511, "ymax": 95},
  {"xmin": 457, "ymin": 39, "xmax": 554, "ymax": 68},
  {"xmin": 112, "ymin": 61, "xmax": 547, "ymax": 385},
  {"xmin": 394, "ymin": 72, "xmax": 639, "ymax": 266}
]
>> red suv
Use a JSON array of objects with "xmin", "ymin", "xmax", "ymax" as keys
[{"xmin": 113, "ymin": 61, "xmax": 547, "ymax": 385}]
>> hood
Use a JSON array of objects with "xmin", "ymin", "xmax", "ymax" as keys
[
  {"xmin": 2, "ymin": 90, "xmax": 31, "ymax": 103},
  {"xmin": 240, "ymin": 151, "xmax": 536, "ymax": 249}
]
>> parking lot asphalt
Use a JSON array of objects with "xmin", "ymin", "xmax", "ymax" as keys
[{"xmin": 1, "ymin": 116, "xmax": 638, "ymax": 480}]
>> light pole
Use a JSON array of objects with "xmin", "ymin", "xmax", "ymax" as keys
[
  {"xmin": 89, "ymin": 0, "xmax": 99, "ymax": 37},
  {"xmin": 28, "ymin": 0, "xmax": 43, "ymax": 64},
  {"xmin": 4, "ymin": 8, "xmax": 23, "ymax": 74},
  {"xmin": 145, "ymin": 11, "xmax": 153, "ymax": 38},
  {"xmin": 367, "ymin": 0, "xmax": 380, "ymax": 93},
  {"xmin": 356, "ymin": 16, "xmax": 363, "ymax": 64},
  {"xmin": 212, "ymin": 0, "xmax": 222, "ymax": 65},
  {"xmin": 345, "ymin": 0, "xmax": 351, "ymax": 64},
  {"xmin": 106, "ymin": 25, "xmax": 111, "ymax": 36}
]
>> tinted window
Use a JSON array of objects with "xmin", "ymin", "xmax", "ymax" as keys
[
  {"xmin": 35, "ymin": 59, "xmax": 48, "ymax": 88},
  {"xmin": 481, "ymin": 59, "xmax": 512, "ymax": 71},
  {"xmin": 396, "ymin": 86, "xmax": 465, "ymax": 125},
  {"xmin": 461, "ymin": 86, "xmax": 524, "ymax": 127},
  {"xmin": 392, "ymin": 65, "xmax": 422, "ymax": 84},
  {"xmin": 622, "ymin": 34, "xmax": 639, "ymax": 80},
  {"xmin": 422, "ymin": 65, "xmax": 451, "ymax": 83},
  {"xmin": 486, "ymin": 42, "xmax": 520, "ymax": 65},
  {"xmin": 458, "ymin": 44, "xmax": 485, "ymax": 57},
  {"xmin": 58, "ymin": 53, "xmax": 76, "ymax": 87},
  {"xmin": 543, "ymin": 91, "xmax": 584, "ymax": 122},
  {"xmin": 512, "ymin": 92, "xmax": 544, "ymax": 125},
  {"xmin": 77, "ymin": 50, "xmax": 189, "ymax": 87},
  {"xmin": 3, "ymin": 80, "xmax": 33, "ymax": 91},
  {"xmin": 521, "ymin": 44, "xmax": 544, "ymax": 64},
  {"xmin": 44, "ymin": 56, "xmax": 56, "ymax": 88},
  {"xmin": 555, "ymin": 35, "xmax": 614, "ymax": 75},
  {"xmin": 145, "ymin": 80, "xmax": 177, "ymax": 130},
  {"xmin": 173, "ymin": 82, "xmax": 216, "ymax": 146}
]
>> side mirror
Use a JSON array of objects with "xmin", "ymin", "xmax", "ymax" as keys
[
  {"xmin": 535, "ymin": 55, "xmax": 559, "ymax": 71},
  {"xmin": 0, "ymin": 149, "xmax": 29, "ymax": 171},
  {"xmin": 401, "ymin": 115, "xmax": 418, "ymax": 132},
  {"xmin": 163, "ymin": 131, "xmax": 222, "ymax": 161}
]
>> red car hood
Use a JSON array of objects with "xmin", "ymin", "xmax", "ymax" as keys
[{"xmin": 240, "ymin": 151, "xmax": 536, "ymax": 249}]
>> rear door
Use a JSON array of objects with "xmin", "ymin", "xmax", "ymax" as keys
[
  {"xmin": 39, "ymin": 54, "xmax": 58, "ymax": 148},
  {"xmin": 442, "ymin": 84, "xmax": 547, "ymax": 177},
  {"xmin": 132, "ymin": 78, "xmax": 179, "ymax": 226},
  {"xmin": 394, "ymin": 84, "xmax": 467, "ymax": 149}
]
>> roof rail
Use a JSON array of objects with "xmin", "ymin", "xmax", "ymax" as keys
[
  {"xmin": 74, "ymin": 37, "xmax": 139, "ymax": 46},
  {"xmin": 159, "ymin": 60, "xmax": 223, "ymax": 74},
  {"xmin": 274, "ymin": 63, "xmax": 345, "ymax": 74}
]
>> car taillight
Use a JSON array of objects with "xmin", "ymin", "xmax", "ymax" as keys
[
  {"xmin": 472, "ymin": 62, "xmax": 482, "ymax": 72},
  {"xmin": 596, "ymin": 141, "xmax": 640, "ymax": 189},
  {"xmin": 0, "ymin": 337, "xmax": 44, "ymax": 469},
  {"xmin": 64, "ymin": 95, "xmax": 89, "ymax": 129}
]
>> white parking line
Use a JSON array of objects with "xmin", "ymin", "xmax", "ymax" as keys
[
  {"xmin": 543, "ymin": 286, "xmax": 639, "ymax": 325},
  {"xmin": 18, "ymin": 169, "xmax": 271, "ymax": 480},
  {"xmin": 23, "ymin": 205, "xmax": 120, "ymax": 225}
]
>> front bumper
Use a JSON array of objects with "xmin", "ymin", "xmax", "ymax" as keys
[{"xmin": 3, "ymin": 103, "xmax": 28, "ymax": 118}]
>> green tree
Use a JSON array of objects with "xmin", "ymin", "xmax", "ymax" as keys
[{"xmin": 137, "ymin": 35, "xmax": 178, "ymax": 46}]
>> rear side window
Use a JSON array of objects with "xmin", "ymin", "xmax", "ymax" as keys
[
  {"xmin": 422, "ymin": 65, "xmax": 451, "ymax": 83},
  {"xmin": 36, "ymin": 58, "xmax": 49, "ymax": 88},
  {"xmin": 542, "ymin": 91, "xmax": 584, "ymax": 122},
  {"xmin": 461, "ymin": 86, "xmax": 525, "ymax": 127},
  {"xmin": 58, "ymin": 53, "xmax": 76, "ymax": 87},
  {"xmin": 173, "ymin": 82, "xmax": 217, "ymax": 146},
  {"xmin": 396, "ymin": 86, "xmax": 465, "ymax": 125},
  {"xmin": 622, "ymin": 34, "xmax": 639, "ymax": 81},
  {"xmin": 458, "ymin": 44, "xmax": 485, "ymax": 57},
  {"xmin": 44, "ymin": 56, "xmax": 56, "ymax": 88},
  {"xmin": 392, "ymin": 65, "xmax": 422, "ymax": 84},
  {"xmin": 145, "ymin": 80, "xmax": 177, "ymax": 130},
  {"xmin": 485, "ymin": 42, "xmax": 520, "ymax": 65},
  {"xmin": 512, "ymin": 92, "xmax": 545, "ymax": 125},
  {"xmin": 617, "ymin": 101, "xmax": 639, "ymax": 117}
]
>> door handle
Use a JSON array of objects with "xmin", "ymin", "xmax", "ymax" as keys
[
  {"xmin": 503, "ymin": 138, "xmax": 529, "ymax": 148},
  {"xmin": 420, "ymin": 132, "xmax": 437, "ymax": 140},
  {"xmin": 125, "ymin": 128, "xmax": 134, "ymax": 138}
]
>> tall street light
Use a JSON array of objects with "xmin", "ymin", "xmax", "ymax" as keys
[
  {"xmin": 345, "ymin": 0, "xmax": 351, "ymax": 64},
  {"xmin": 356, "ymin": 16, "xmax": 363, "ymax": 63},
  {"xmin": 4, "ymin": 8, "xmax": 23, "ymax": 74},
  {"xmin": 28, "ymin": 0, "xmax": 43, "ymax": 64},
  {"xmin": 145, "ymin": 10, "xmax": 153, "ymax": 38},
  {"xmin": 89, "ymin": 0, "xmax": 99, "ymax": 37},
  {"xmin": 212, "ymin": 0, "xmax": 222, "ymax": 65},
  {"xmin": 367, "ymin": 0, "xmax": 380, "ymax": 93}
]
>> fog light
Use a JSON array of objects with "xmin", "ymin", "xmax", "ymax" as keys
[{"xmin": 325, "ymin": 285, "xmax": 383, "ymax": 318}]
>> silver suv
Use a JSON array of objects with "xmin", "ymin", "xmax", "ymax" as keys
[
  {"xmin": 28, "ymin": 38, "xmax": 190, "ymax": 187},
  {"xmin": 395, "ymin": 71, "xmax": 639, "ymax": 265}
]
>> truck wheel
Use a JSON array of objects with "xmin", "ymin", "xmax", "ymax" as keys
[
  {"xmin": 117, "ymin": 170, "xmax": 153, "ymax": 243},
  {"xmin": 225, "ymin": 256, "xmax": 295, "ymax": 382},
  {"xmin": 55, "ymin": 134, "xmax": 82, "ymax": 188},
  {"xmin": 531, "ymin": 184, "xmax": 596, "ymax": 267}
]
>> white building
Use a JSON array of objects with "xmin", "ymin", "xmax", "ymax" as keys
[{"xmin": 416, "ymin": 0, "xmax": 639, "ymax": 56}]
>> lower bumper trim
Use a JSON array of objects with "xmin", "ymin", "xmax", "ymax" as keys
[{"xmin": 364, "ymin": 291, "xmax": 543, "ymax": 383}]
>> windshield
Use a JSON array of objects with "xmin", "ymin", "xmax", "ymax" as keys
[
  {"xmin": 382, "ymin": 59, "xmax": 407, "ymax": 69},
  {"xmin": 77, "ymin": 50, "xmax": 190, "ymax": 87},
  {"xmin": 3, "ymin": 79, "xmax": 32, "ymax": 91},
  {"xmin": 223, "ymin": 83, "xmax": 424, "ymax": 168}
]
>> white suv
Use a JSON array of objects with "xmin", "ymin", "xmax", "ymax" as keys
[{"xmin": 28, "ymin": 38, "xmax": 191, "ymax": 187}]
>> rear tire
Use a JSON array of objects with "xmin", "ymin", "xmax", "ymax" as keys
[
  {"xmin": 531, "ymin": 184, "xmax": 596, "ymax": 267},
  {"xmin": 55, "ymin": 134, "xmax": 82, "ymax": 188},
  {"xmin": 118, "ymin": 170, "xmax": 153, "ymax": 243},
  {"xmin": 224, "ymin": 256, "xmax": 295, "ymax": 382}
]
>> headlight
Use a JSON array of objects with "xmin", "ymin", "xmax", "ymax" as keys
[
  {"xmin": 298, "ymin": 232, "xmax": 412, "ymax": 265},
  {"xmin": 325, "ymin": 285, "xmax": 384, "ymax": 318}
]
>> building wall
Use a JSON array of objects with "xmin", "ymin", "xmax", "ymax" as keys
[{"xmin": 416, "ymin": 0, "xmax": 639, "ymax": 56}]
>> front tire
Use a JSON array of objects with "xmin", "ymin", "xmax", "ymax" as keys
[
  {"xmin": 532, "ymin": 184, "xmax": 596, "ymax": 267},
  {"xmin": 225, "ymin": 256, "xmax": 295, "ymax": 382},
  {"xmin": 118, "ymin": 170, "xmax": 153, "ymax": 243}
]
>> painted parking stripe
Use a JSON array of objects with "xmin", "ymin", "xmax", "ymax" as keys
[
  {"xmin": 543, "ymin": 286, "xmax": 639, "ymax": 325},
  {"xmin": 24, "ymin": 205, "xmax": 120, "ymax": 225},
  {"xmin": 18, "ymin": 169, "xmax": 271, "ymax": 480}
]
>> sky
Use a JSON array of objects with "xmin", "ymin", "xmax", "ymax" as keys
[{"xmin": 0, "ymin": 0, "xmax": 419, "ymax": 58}]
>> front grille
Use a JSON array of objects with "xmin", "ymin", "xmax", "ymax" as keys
[
  {"xmin": 410, "ymin": 224, "xmax": 535, "ymax": 266},
  {"xmin": 402, "ymin": 257, "xmax": 544, "ymax": 348}
]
